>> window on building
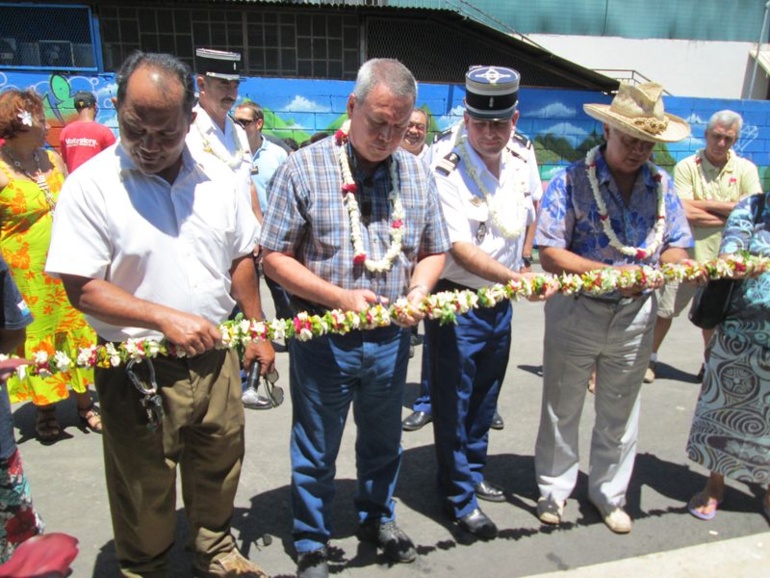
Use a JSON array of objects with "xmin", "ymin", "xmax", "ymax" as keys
[
  {"xmin": 0, "ymin": 3, "xmax": 98, "ymax": 70},
  {"xmin": 99, "ymin": 6, "xmax": 359, "ymax": 79}
]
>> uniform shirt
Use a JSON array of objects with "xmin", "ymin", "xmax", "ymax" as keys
[
  {"xmin": 674, "ymin": 149, "xmax": 761, "ymax": 263},
  {"xmin": 0, "ymin": 254, "xmax": 32, "ymax": 330},
  {"xmin": 251, "ymin": 135, "xmax": 288, "ymax": 212},
  {"xmin": 261, "ymin": 137, "xmax": 451, "ymax": 304},
  {"xmin": 59, "ymin": 120, "xmax": 116, "ymax": 173},
  {"xmin": 45, "ymin": 143, "xmax": 259, "ymax": 343},
  {"xmin": 437, "ymin": 138, "xmax": 537, "ymax": 289},
  {"xmin": 428, "ymin": 123, "xmax": 543, "ymax": 202},
  {"xmin": 186, "ymin": 105, "xmax": 252, "ymax": 205},
  {"xmin": 536, "ymin": 146, "xmax": 693, "ymax": 266}
]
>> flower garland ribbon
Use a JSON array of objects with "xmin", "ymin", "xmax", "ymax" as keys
[{"xmin": 3, "ymin": 254, "xmax": 766, "ymax": 378}]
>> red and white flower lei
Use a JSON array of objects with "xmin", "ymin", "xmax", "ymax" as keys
[
  {"xmin": 586, "ymin": 145, "xmax": 666, "ymax": 260},
  {"xmin": 335, "ymin": 126, "xmax": 405, "ymax": 272}
]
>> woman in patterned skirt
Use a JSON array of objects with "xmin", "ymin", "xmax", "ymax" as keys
[
  {"xmin": 686, "ymin": 192, "xmax": 770, "ymax": 521},
  {"xmin": 0, "ymin": 89, "xmax": 98, "ymax": 442}
]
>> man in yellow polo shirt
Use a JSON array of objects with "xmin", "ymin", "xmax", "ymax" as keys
[{"xmin": 648, "ymin": 110, "xmax": 762, "ymax": 383}]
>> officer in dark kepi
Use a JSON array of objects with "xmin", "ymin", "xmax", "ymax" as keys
[{"xmin": 426, "ymin": 65, "xmax": 549, "ymax": 539}]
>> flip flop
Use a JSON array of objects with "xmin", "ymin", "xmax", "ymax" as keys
[{"xmin": 687, "ymin": 492, "xmax": 722, "ymax": 521}]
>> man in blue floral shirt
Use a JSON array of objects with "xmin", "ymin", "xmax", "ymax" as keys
[{"xmin": 533, "ymin": 83, "xmax": 694, "ymax": 534}]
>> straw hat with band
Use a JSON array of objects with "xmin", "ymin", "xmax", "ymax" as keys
[
  {"xmin": 194, "ymin": 48, "xmax": 241, "ymax": 81},
  {"xmin": 583, "ymin": 82, "xmax": 690, "ymax": 143},
  {"xmin": 464, "ymin": 66, "xmax": 520, "ymax": 121}
]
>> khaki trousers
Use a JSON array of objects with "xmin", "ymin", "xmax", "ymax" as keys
[{"xmin": 95, "ymin": 348, "xmax": 245, "ymax": 577}]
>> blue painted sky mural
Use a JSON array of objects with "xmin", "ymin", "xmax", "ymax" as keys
[{"xmin": 3, "ymin": 70, "xmax": 769, "ymax": 188}]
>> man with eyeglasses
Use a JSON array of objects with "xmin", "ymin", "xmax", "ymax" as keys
[
  {"xmin": 648, "ymin": 110, "xmax": 761, "ymax": 384},
  {"xmin": 534, "ymin": 83, "xmax": 694, "ymax": 534},
  {"xmin": 423, "ymin": 66, "xmax": 547, "ymax": 539},
  {"xmin": 186, "ymin": 48, "xmax": 261, "ymax": 220},
  {"xmin": 233, "ymin": 100, "xmax": 294, "ymax": 387},
  {"xmin": 233, "ymin": 101, "xmax": 289, "ymax": 219}
]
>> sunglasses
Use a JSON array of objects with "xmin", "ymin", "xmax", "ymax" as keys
[{"xmin": 233, "ymin": 117, "xmax": 255, "ymax": 128}]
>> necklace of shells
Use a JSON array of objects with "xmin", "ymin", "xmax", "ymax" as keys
[
  {"xmin": 336, "ymin": 129, "xmax": 404, "ymax": 272},
  {"xmin": 194, "ymin": 115, "xmax": 248, "ymax": 169},
  {"xmin": 585, "ymin": 145, "xmax": 665, "ymax": 260}
]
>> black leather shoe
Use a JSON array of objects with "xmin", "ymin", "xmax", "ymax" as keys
[
  {"xmin": 474, "ymin": 480, "xmax": 505, "ymax": 502},
  {"xmin": 357, "ymin": 519, "xmax": 417, "ymax": 563},
  {"xmin": 297, "ymin": 547, "xmax": 329, "ymax": 578},
  {"xmin": 457, "ymin": 508, "xmax": 498, "ymax": 539},
  {"xmin": 490, "ymin": 410, "xmax": 504, "ymax": 430},
  {"xmin": 402, "ymin": 411, "xmax": 432, "ymax": 431}
]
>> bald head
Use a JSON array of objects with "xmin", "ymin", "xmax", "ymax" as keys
[{"xmin": 115, "ymin": 52, "xmax": 195, "ymax": 184}]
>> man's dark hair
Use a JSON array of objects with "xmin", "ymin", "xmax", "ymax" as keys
[
  {"xmin": 116, "ymin": 52, "xmax": 195, "ymax": 114},
  {"xmin": 236, "ymin": 101, "xmax": 264, "ymax": 123}
]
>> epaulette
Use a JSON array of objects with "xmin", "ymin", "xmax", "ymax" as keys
[
  {"xmin": 505, "ymin": 144, "xmax": 527, "ymax": 163},
  {"xmin": 435, "ymin": 151, "xmax": 460, "ymax": 176},
  {"xmin": 512, "ymin": 131, "xmax": 533, "ymax": 150},
  {"xmin": 433, "ymin": 126, "xmax": 454, "ymax": 144}
]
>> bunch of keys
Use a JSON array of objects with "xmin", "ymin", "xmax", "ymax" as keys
[{"xmin": 126, "ymin": 358, "xmax": 164, "ymax": 432}]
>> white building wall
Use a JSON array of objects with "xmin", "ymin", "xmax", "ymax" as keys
[{"xmin": 527, "ymin": 34, "xmax": 767, "ymax": 99}]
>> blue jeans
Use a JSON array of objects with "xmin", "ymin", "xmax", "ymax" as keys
[
  {"xmin": 411, "ymin": 328, "xmax": 432, "ymax": 414},
  {"xmin": 428, "ymin": 299, "xmax": 512, "ymax": 518},
  {"xmin": 289, "ymin": 326, "xmax": 410, "ymax": 553}
]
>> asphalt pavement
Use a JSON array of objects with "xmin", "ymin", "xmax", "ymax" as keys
[{"xmin": 11, "ymin": 289, "xmax": 770, "ymax": 577}]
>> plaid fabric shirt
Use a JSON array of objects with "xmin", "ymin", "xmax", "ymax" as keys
[{"xmin": 261, "ymin": 137, "xmax": 450, "ymax": 304}]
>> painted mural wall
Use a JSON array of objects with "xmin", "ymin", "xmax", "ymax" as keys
[{"xmin": 3, "ymin": 70, "xmax": 770, "ymax": 190}]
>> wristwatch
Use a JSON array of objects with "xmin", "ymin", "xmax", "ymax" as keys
[{"xmin": 522, "ymin": 255, "xmax": 533, "ymax": 268}]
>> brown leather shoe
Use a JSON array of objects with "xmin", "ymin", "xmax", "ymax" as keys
[{"xmin": 194, "ymin": 549, "xmax": 268, "ymax": 578}]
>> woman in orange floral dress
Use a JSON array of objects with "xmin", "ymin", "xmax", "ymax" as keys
[{"xmin": 0, "ymin": 89, "xmax": 98, "ymax": 442}]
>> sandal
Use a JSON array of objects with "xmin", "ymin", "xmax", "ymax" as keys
[
  {"xmin": 687, "ymin": 490, "xmax": 722, "ymax": 521},
  {"xmin": 77, "ymin": 404, "xmax": 103, "ymax": 433},
  {"xmin": 35, "ymin": 406, "xmax": 61, "ymax": 442}
]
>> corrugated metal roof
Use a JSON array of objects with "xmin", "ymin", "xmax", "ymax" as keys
[{"xmin": 170, "ymin": 0, "xmax": 617, "ymax": 90}]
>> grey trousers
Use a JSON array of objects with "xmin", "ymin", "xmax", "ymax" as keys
[{"xmin": 535, "ymin": 292, "xmax": 656, "ymax": 508}]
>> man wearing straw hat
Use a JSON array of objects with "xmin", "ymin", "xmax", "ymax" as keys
[{"xmin": 533, "ymin": 83, "xmax": 694, "ymax": 534}]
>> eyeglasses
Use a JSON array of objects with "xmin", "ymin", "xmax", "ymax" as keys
[{"xmin": 233, "ymin": 117, "xmax": 255, "ymax": 128}]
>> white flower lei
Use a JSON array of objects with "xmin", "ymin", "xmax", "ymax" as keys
[
  {"xmin": 336, "ymin": 129, "xmax": 405, "ymax": 273},
  {"xmin": 456, "ymin": 133, "xmax": 527, "ymax": 240},
  {"xmin": 195, "ymin": 115, "xmax": 248, "ymax": 169},
  {"xmin": 585, "ymin": 145, "xmax": 666, "ymax": 259}
]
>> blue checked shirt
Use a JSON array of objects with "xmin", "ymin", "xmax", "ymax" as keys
[
  {"xmin": 535, "ymin": 147, "xmax": 693, "ymax": 265},
  {"xmin": 260, "ymin": 138, "xmax": 451, "ymax": 304}
]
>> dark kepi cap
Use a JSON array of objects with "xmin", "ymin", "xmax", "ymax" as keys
[
  {"xmin": 194, "ymin": 48, "xmax": 242, "ymax": 81},
  {"xmin": 465, "ymin": 66, "xmax": 520, "ymax": 120},
  {"xmin": 72, "ymin": 91, "xmax": 96, "ymax": 110}
]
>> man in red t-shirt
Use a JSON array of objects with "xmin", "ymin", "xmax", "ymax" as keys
[{"xmin": 59, "ymin": 91, "xmax": 116, "ymax": 173}]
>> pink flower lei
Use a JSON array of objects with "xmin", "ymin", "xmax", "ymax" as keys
[
  {"xmin": 335, "ymin": 126, "xmax": 405, "ymax": 272},
  {"xmin": 585, "ymin": 145, "xmax": 666, "ymax": 260}
]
